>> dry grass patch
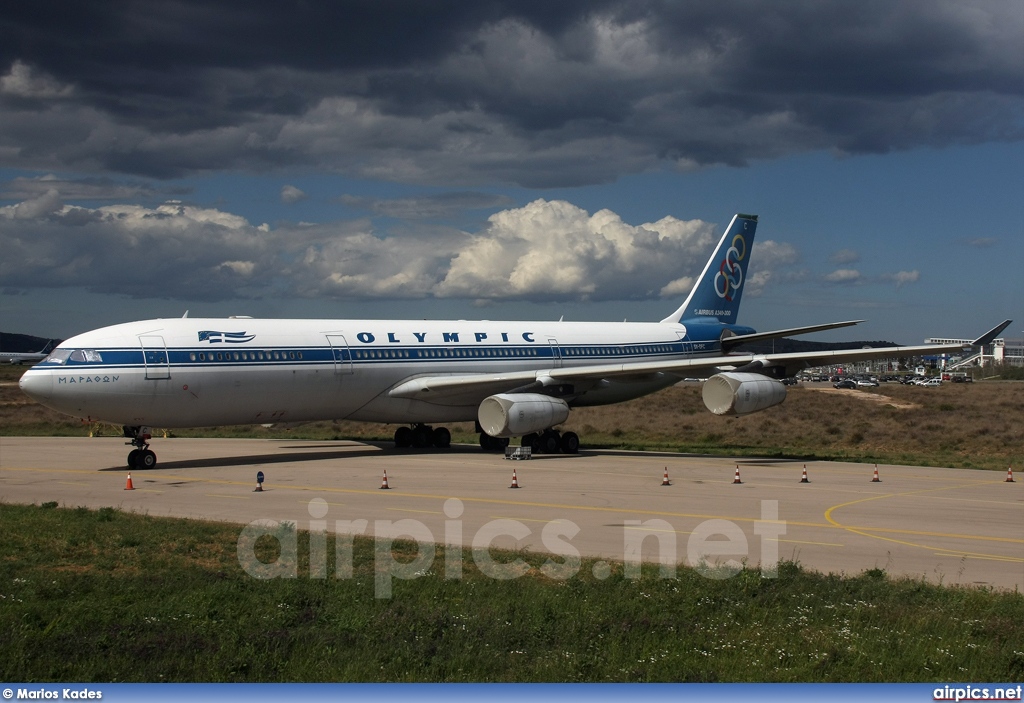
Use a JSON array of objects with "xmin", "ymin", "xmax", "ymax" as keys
[{"xmin": 2, "ymin": 365, "xmax": 1020, "ymax": 471}]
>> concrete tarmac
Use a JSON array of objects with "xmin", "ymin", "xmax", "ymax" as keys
[{"xmin": 1, "ymin": 436, "xmax": 1021, "ymax": 590}]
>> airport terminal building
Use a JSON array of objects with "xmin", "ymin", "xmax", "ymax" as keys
[{"xmin": 924, "ymin": 335, "xmax": 1024, "ymax": 369}]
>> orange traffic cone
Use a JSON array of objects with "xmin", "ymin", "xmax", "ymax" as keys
[
  {"xmin": 509, "ymin": 467, "xmax": 520, "ymax": 489},
  {"xmin": 124, "ymin": 473, "xmax": 135, "ymax": 490},
  {"xmin": 871, "ymin": 465, "xmax": 881, "ymax": 482},
  {"xmin": 800, "ymin": 465, "xmax": 810, "ymax": 483},
  {"xmin": 733, "ymin": 465, "xmax": 743, "ymax": 484},
  {"xmin": 1006, "ymin": 466, "xmax": 1015, "ymax": 483},
  {"xmin": 380, "ymin": 469, "xmax": 391, "ymax": 489},
  {"xmin": 661, "ymin": 467, "xmax": 671, "ymax": 486}
]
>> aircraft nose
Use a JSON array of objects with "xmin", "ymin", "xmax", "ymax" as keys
[{"xmin": 19, "ymin": 370, "xmax": 52, "ymax": 403}]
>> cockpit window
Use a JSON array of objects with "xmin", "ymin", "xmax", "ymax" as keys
[
  {"xmin": 46, "ymin": 349, "xmax": 72, "ymax": 364},
  {"xmin": 68, "ymin": 350, "xmax": 103, "ymax": 363}
]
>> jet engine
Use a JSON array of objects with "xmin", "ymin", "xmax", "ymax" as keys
[
  {"xmin": 478, "ymin": 393, "xmax": 570, "ymax": 438},
  {"xmin": 701, "ymin": 372, "xmax": 787, "ymax": 416}
]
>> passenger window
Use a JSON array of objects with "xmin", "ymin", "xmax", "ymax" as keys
[{"xmin": 70, "ymin": 350, "xmax": 86, "ymax": 362}]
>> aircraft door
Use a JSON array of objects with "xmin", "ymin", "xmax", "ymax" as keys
[
  {"xmin": 548, "ymin": 338, "xmax": 562, "ymax": 369},
  {"xmin": 325, "ymin": 334, "xmax": 353, "ymax": 375},
  {"xmin": 139, "ymin": 335, "xmax": 171, "ymax": 380},
  {"xmin": 677, "ymin": 332, "xmax": 692, "ymax": 357}
]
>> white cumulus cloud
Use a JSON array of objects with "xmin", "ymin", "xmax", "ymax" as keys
[
  {"xmin": 281, "ymin": 185, "xmax": 308, "ymax": 204},
  {"xmin": 824, "ymin": 268, "xmax": 862, "ymax": 284},
  {"xmin": 883, "ymin": 270, "xmax": 920, "ymax": 288},
  {"xmin": 434, "ymin": 199, "xmax": 716, "ymax": 301},
  {"xmin": 2, "ymin": 195, "xmax": 811, "ymax": 307}
]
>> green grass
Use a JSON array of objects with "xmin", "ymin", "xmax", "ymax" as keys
[{"xmin": 2, "ymin": 503, "xmax": 1022, "ymax": 682}]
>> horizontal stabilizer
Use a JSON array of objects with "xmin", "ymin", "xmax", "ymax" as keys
[{"xmin": 721, "ymin": 320, "xmax": 864, "ymax": 352}]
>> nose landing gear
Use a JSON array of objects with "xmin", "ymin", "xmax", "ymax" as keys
[{"xmin": 124, "ymin": 426, "xmax": 157, "ymax": 469}]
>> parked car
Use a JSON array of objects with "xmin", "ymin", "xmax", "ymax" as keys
[
  {"xmin": 921, "ymin": 378, "xmax": 942, "ymax": 387},
  {"xmin": 833, "ymin": 379, "xmax": 857, "ymax": 389},
  {"xmin": 856, "ymin": 379, "xmax": 879, "ymax": 387}
]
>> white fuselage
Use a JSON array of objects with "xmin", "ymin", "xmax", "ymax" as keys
[
  {"xmin": 0, "ymin": 351, "xmax": 49, "ymax": 365},
  {"xmin": 20, "ymin": 317, "xmax": 713, "ymax": 428}
]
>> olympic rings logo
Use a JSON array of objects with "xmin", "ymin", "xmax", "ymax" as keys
[{"xmin": 713, "ymin": 234, "xmax": 746, "ymax": 301}]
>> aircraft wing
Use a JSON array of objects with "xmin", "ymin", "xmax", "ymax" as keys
[{"xmin": 388, "ymin": 320, "xmax": 1012, "ymax": 406}]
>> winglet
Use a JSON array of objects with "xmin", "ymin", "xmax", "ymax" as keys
[{"xmin": 971, "ymin": 320, "xmax": 1012, "ymax": 346}]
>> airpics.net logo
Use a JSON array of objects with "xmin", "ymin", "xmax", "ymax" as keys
[{"xmin": 236, "ymin": 498, "xmax": 786, "ymax": 598}]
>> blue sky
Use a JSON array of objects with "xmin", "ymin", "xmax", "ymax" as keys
[{"xmin": 1, "ymin": 1, "xmax": 1021, "ymax": 344}]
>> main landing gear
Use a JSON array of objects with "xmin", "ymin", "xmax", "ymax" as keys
[
  {"xmin": 479, "ymin": 432, "xmax": 510, "ymax": 452},
  {"xmin": 392, "ymin": 424, "xmax": 579, "ymax": 454},
  {"xmin": 124, "ymin": 426, "xmax": 157, "ymax": 470},
  {"xmin": 394, "ymin": 423, "xmax": 452, "ymax": 449},
  {"xmin": 521, "ymin": 429, "xmax": 579, "ymax": 455},
  {"xmin": 478, "ymin": 427, "xmax": 580, "ymax": 454}
]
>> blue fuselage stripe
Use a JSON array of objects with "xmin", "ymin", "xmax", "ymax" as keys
[{"xmin": 37, "ymin": 340, "xmax": 720, "ymax": 372}]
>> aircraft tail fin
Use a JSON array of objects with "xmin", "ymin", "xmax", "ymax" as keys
[{"xmin": 661, "ymin": 213, "xmax": 758, "ymax": 324}]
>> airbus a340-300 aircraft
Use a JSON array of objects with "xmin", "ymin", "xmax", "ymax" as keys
[{"xmin": 19, "ymin": 214, "xmax": 1010, "ymax": 470}]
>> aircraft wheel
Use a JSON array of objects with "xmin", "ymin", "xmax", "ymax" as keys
[
  {"xmin": 432, "ymin": 426, "xmax": 451, "ymax": 449},
  {"xmin": 541, "ymin": 430, "xmax": 561, "ymax": 454},
  {"xmin": 394, "ymin": 426, "xmax": 412, "ymax": 448},
  {"xmin": 522, "ymin": 433, "xmax": 542, "ymax": 453},
  {"xmin": 559, "ymin": 431, "xmax": 579, "ymax": 454},
  {"xmin": 479, "ymin": 433, "xmax": 507, "ymax": 452},
  {"xmin": 135, "ymin": 449, "xmax": 157, "ymax": 470},
  {"xmin": 412, "ymin": 425, "xmax": 432, "ymax": 448},
  {"xmin": 127, "ymin": 449, "xmax": 139, "ymax": 468}
]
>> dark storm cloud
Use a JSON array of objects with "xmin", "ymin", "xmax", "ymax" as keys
[
  {"xmin": 1, "ymin": 0, "xmax": 1021, "ymax": 184},
  {"xmin": 0, "ymin": 175, "xmax": 161, "ymax": 201}
]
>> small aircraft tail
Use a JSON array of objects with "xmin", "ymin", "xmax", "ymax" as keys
[
  {"xmin": 39, "ymin": 340, "xmax": 55, "ymax": 354},
  {"xmin": 661, "ymin": 213, "xmax": 758, "ymax": 324}
]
